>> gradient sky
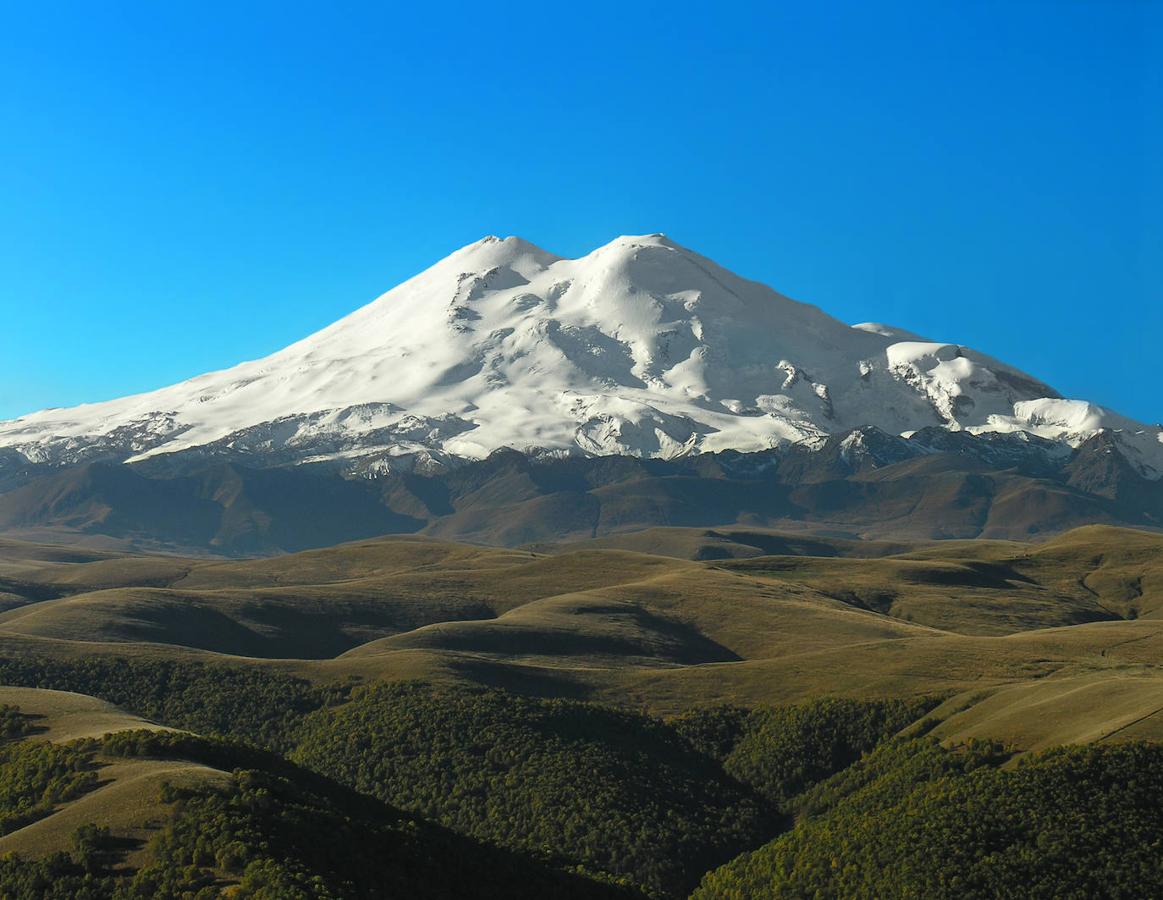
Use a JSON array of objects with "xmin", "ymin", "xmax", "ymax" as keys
[{"xmin": 2, "ymin": 2, "xmax": 1160, "ymax": 423}]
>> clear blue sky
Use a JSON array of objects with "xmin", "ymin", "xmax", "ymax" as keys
[{"xmin": 2, "ymin": 2, "xmax": 1160, "ymax": 422}]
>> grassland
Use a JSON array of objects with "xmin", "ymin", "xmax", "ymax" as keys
[
  {"xmin": 1, "ymin": 525, "xmax": 1162, "ymax": 749},
  {"xmin": 0, "ymin": 524, "xmax": 1160, "ymax": 894},
  {"xmin": 0, "ymin": 686, "xmax": 227, "ymax": 869}
]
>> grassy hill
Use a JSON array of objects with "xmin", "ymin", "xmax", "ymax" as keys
[
  {"xmin": 0, "ymin": 687, "xmax": 229, "ymax": 872},
  {"xmin": 0, "ymin": 525, "xmax": 1162, "ymax": 894},
  {"xmin": 6, "ymin": 525, "xmax": 1160, "ymax": 664},
  {"xmin": 0, "ymin": 526, "xmax": 1162, "ymax": 751}
]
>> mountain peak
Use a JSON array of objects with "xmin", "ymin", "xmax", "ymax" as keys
[
  {"xmin": 1, "ymin": 233, "xmax": 1159, "ymax": 477},
  {"xmin": 609, "ymin": 232, "xmax": 675, "ymax": 245},
  {"xmin": 588, "ymin": 232, "xmax": 687, "ymax": 257},
  {"xmin": 474, "ymin": 234, "xmax": 548, "ymax": 252},
  {"xmin": 450, "ymin": 235, "xmax": 561, "ymax": 274}
]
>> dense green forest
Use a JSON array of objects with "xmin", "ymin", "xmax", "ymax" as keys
[
  {"xmin": 290, "ymin": 682, "xmax": 774, "ymax": 896},
  {"xmin": 287, "ymin": 685, "xmax": 944, "ymax": 896},
  {"xmin": 0, "ymin": 663, "xmax": 940, "ymax": 897},
  {"xmin": 694, "ymin": 738, "xmax": 1163, "ymax": 898},
  {"xmin": 0, "ymin": 657, "xmax": 350, "ymax": 751},
  {"xmin": 0, "ymin": 738, "xmax": 96, "ymax": 836},
  {"xmin": 2, "ymin": 658, "xmax": 1163, "ymax": 898},
  {"xmin": 0, "ymin": 728, "xmax": 633, "ymax": 899},
  {"xmin": 114, "ymin": 730, "xmax": 632, "ymax": 900},
  {"xmin": 671, "ymin": 696, "xmax": 939, "ymax": 808}
]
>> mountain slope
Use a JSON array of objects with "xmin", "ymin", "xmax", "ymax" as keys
[
  {"xmin": 2, "ymin": 428, "xmax": 1159, "ymax": 554},
  {"xmin": 4, "ymin": 234, "xmax": 1159, "ymax": 475}
]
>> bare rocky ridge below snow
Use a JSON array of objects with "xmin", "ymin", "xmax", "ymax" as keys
[{"xmin": 3, "ymin": 233, "xmax": 1160, "ymax": 478}]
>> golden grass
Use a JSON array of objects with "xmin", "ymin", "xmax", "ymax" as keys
[
  {"xmin": 1, "ymin": 525, "xmax": 1162, "ymax": 757},
  {"xmin": 0, "ymin": 687, "xmax": 168, "ymax": 743},
  {"xmin": 0, "ymin": 686, "xmax": 229, "ymax": 864},
  {"xmin": 0, "ymin": 759, "xmax": 227, "ymax": 864},
  {"xmin": 929, "ymin": 670, "xmax": 1163, "ymax": 750}
]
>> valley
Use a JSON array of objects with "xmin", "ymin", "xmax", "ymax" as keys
[{"xmin": 0, "ymin": 524, "xmax": 1160, "ymax": 895}]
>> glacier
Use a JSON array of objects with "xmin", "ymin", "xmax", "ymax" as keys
[{"xmin": 2, "ymin": 233, "xmax": 1159, "ymax": 477}]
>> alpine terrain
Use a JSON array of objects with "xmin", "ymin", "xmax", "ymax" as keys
[{"xmin": 4, "ymin": 234, "xmax": 1161, "ymax": 477}]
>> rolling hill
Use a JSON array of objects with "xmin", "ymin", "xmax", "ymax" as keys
[
  {"xmin": 0, "ymin": 523, "xmax": 1161, "ymax": 894},
  {"xmin": 0, "ymin": 524, "xmax": 1161, "ymax": 745}
]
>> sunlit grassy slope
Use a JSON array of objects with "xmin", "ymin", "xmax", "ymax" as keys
[
  {"xmin": 0, "ymin": 686, "xmax": 227, "ymax": 866},
  {"xmin": 0, "ymin": 524, "xmax": 1161, "ymax": 754}
]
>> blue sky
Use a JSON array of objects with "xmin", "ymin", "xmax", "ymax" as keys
[{"xmin": 1, "ymin": 2, "xmax": 1160, "ymax": 422}]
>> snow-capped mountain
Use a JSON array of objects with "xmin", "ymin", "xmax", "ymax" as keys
[{"xmin": 3, "ymin": 233, "xmax": 1161, "ymax": 477}]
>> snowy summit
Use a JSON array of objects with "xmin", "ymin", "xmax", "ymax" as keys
[{"xmin": 3, "ymin": 233, "xmax": 1161, "ymax": 476}]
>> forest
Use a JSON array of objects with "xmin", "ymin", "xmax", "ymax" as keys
[{"xmin": 0, "ymin": 658, "xmax": 1160, "ymax": 897}]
